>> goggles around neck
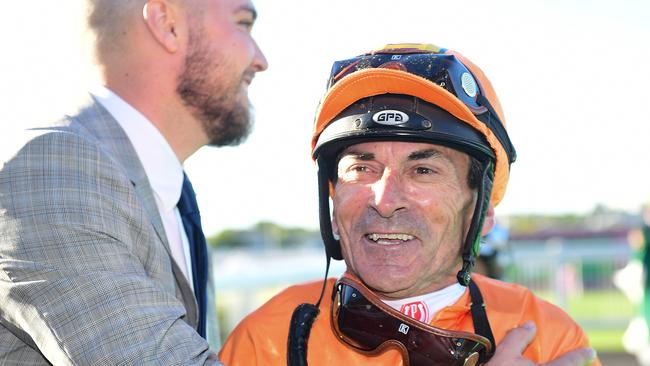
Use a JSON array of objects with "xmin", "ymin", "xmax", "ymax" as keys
[
  {"xmin": 331, "ymin": 276, "xmax": 493, "ymax": 366},
  {"xmin": 326, "ymin": 45, "xmax": 516, "ymax": 165}
]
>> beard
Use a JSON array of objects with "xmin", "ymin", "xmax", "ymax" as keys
[{"xmin": 176, "ymin": 28, "xmax": 254, "ymax": 147}]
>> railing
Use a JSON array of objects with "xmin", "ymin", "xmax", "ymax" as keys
[
  {"xmin": 504, "ymin": 238, "xmax": 630, "ymax": 299},
  {"xmin": 502, "ymin": 238, "xmax": 634, "ymax": 333}
]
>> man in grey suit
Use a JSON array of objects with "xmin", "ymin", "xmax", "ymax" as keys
[{"xmin": 0, "ymin": 0, "xmax": 267, "ymax": 364}]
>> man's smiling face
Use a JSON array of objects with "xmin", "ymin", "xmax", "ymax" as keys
[{"xmin": 332, "ymin": 141, "xmax": 477, "ymax": 299}]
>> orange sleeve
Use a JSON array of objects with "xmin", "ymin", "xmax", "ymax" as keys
[
  {"xmin": 471, "ymin": 275, "xmax": 601, "ymax": 365},
  {"xmin": 523, "ymin": 296, "xmax": 601, "ymax": 366},
  {"xmin": 219, "ymin": 301, "xmax": 295, "ymax": 366},
  {"xmin": 218, "ymin": 315, "xmax": 260, "ymax": 366},
  {"xmin": 218, "ymin": 282, "xmax": 324, "ymax": 366}
]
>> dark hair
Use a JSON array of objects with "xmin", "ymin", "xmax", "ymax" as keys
[{"xmin": 467, "ymin": 156, "xmax": 483, "ymax": 190}]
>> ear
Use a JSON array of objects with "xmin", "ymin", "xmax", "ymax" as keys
[
  {"xmin": 142, "ymin": 0, "xmax": 179, "ymax": 53},
  {"xmin": 331, "ymin": 208, "xmax": 341, "ymax": 240},
  {"xmin": 481, "ymin": 204, "xmax": 496, "ymax": 236}
]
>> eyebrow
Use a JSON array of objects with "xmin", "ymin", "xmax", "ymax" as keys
[
  {"xmin": 340, "ymin": 149, "xmax": 443, "ymax": 162},
  {"xmin": 339, "ymin": 151, "xmax": 374, "ymax": 161},
  {"xmin": 408, "ymin": 149, "xmax": 442, "ymax": 161},
  {"xmin": 237, "ymin": 4, "xmax": 258, "ymax": 21}
]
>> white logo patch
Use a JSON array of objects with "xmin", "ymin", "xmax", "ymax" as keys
[
  {"xmin": 372, "ymin": 110, "xmax": 409, "ymax": 125},
  {"xmin": 398, "ymin": 323, "xmax": 410, "ymax": 335},
  {"xmin": 461, "ymin": 72, "xmax": 478, "ymax": 97}
]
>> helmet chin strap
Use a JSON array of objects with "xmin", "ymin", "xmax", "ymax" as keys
[
  {"xmin": 317, "ymin": 157, "xmax": 343, "ymax": 260},
  {"xmin": 457, "ymin": 160, "xmax": 494, "ymax": 286},
  {"xmin": 286, "ymin": 159, "xmax": 341, "ymax": 366}
]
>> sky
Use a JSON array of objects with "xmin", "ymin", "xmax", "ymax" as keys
[{"xmin": 1, "ymin": 0, "xmax": 649, "ymax": 236}]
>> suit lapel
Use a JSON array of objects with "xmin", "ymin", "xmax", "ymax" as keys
[{"xmin": 68, "ymin": 96, "xmax": 199, "ymax": 326}]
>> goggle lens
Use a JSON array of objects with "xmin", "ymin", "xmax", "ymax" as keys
[
  {"xmin": 332, "ymin": 278, "xmax": 491, "ymax": 366},
  {"xmin": 328, "ymin": 49, "xmax": 486, "ymax": 114}
]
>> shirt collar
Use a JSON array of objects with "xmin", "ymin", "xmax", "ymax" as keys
[
  {"xmin": 91, "ymin": 86, "xmax": 183, "ymax": 212},
  {"xmin": 430, "ymin": 285, "xmax": 472, "ymax": 329}
]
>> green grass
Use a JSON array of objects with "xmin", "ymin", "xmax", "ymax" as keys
[
  {"xmin": 587, "ymin": 328, "xmax": 626, "ymax": 352},
  {"xmin": 567, "ymin": 291, "xmax": 636, "ymax": 318}
]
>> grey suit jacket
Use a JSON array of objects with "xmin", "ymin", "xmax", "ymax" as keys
[{"xmin": 0, "ymin": 97, "xmax": 220, "ymax": 365}]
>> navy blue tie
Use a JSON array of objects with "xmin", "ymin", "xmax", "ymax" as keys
[{"xmin": 177, "ymin": 173, "xmax": 208, "ymax": 337}]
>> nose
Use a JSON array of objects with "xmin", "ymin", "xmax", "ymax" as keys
[
  {"xmin": 370, "ymin": 170, "xmax": 407, "ymax": 218},
  {"xmin": 251, "ymin": 40, "xmax": 268, "ymax": 72}
]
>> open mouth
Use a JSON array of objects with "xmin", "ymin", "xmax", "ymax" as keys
[{"xmin": 365, "ymin": 233, "xmax": 415, "ymax": 245}]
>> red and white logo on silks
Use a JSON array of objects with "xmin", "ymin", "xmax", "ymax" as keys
[{"xmin": 400, "ymin": 301, "xmax": 429, "ymax": 323}]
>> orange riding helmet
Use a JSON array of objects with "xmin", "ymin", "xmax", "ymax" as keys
[{"xmin": 311, "ymin": 44, "xmax": 516, "ymax": 286}]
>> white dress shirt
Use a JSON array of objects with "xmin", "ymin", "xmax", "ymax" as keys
[{"xmin": 91, "ymin": 86, "xmax": 194, "ymax": 289}]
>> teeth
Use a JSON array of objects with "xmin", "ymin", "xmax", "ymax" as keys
[{"xmin": 367, "ymin": 233, "xmax": 414, "ymax": 242}]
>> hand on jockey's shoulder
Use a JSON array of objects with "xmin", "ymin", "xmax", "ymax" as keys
[{"xmin": 485, "ymin": 321, "xmax": 596, "ymax": 366}]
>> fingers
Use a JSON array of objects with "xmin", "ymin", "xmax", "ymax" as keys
[
  {"xmin": 544, "ymin": 348, "xmax": 597, "ymax": 366},
  {"xmin": 498, "ymin": 321, "xmax": 538, "ymax": 356},
  {"xmin": 485, "ymin": 321, "xmax": 597, "ymax": 366},
  {"xmin": 485, "ymin": 321, "xmax": 538, "ymax": 366}
]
